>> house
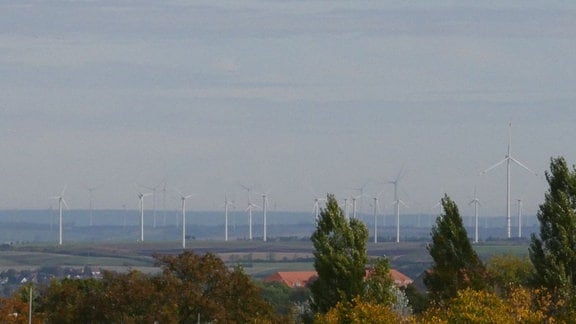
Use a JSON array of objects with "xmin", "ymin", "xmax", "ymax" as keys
[
  {"xmin": 264, "ymin": 269, "xmax": 413, "ymax": 289},
  {"xmin": 263, "ymin": 271, "xmax": 317, "ymax": 288},
  {"xmin": 388, "ymin": 269, "xmax": 414, "ymax": 288}
]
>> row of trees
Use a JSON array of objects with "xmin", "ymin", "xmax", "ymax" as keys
[{"xmin": 0, "ymin": 252, "xmax": 282, "ymax": 323}]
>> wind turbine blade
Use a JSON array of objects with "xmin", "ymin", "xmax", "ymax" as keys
[
  {"xmin": 62, "ymin": 198, "xmax": 70, "ymax": 209},
  {"xmin": 510, "ymin": 157, "xmax": 538, "ymax": 176},
  {"xmin": 61, "ymin": 185, "xmax": 67, "ymax": 196},
  {"xmin": 396, "ymin": 164, "xmax": 406, "ymax": 181},
  {"xmin": 173, "ymin": 187, "xmax": 184, "ymax": 197},
  {"xmin": 481, "ymin": 158, "xmax": 508, "ymax": 174}
]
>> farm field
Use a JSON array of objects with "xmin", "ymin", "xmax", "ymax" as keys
[{"xmin": 0, "ymin": 239, "xmax": 532, "ymax": 280}]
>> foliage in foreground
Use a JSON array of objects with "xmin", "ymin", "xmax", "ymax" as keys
[
  {"xmin": 28, "ymin": 251, "xmax": 279, "ymax": 323},
  {"xmin": 315, "ymin": 297, "xmax": 414, "ymax": 324},
  {"xmin": 424, "ymin": 194, "xmax": 487, "ymax": 304},
  {"xmin": 530, "ymin": 156, "xmax": 576, "ymax": 319},
  {"xmin": 310, "ymin": 194, "xmax": 371, "ymax": 313},
  {"xmin": 419, "ymin": 287, "xmax": 548, "ymax": 324}
]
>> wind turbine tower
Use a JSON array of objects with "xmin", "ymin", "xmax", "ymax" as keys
[
  {"xmin": 87, "ymin": 187, "xmax": 96, "ymax": 227},
  {"xmin": 51, "ymin": 186, "xmax": 68, "ymax": 246},
  {"xmin": 179, "ymin": 193, "xmax": 193, "ymax": 249},
  {"xmin": 389, "ymin": 166, "xmax": 406, "ymax": 243},
  {"xmin": 372, "ymin": 197, "xmax": 379, "ymax": 243},
  {"xmin": 352, "ymin": 195, "xmax": 362, "ymax": 219},
  {"xmin": 241, "ymin": 185, "xmax": 259, "ymax": 240},
  {"xmin": 517, "ymin": 198, "xmax": 523, "ymax": 239},
  {"xmin": 482, "ymin": 123, "xmax": 537, "ymax": 239},
  {"xmin": 469, "ymin": 189, "xmax": 481, "ymax": 243},
  {"xmin": 137, "ymin": 192, "xmax": 151, "ymax": 242},
  {"xmin": 262, "ymin": 194, "xmax": 268, "ymax": 242},
  {"xmin": 313, "ymin": 197, "xmax": 326, "ymax": 222},
  {"xmin": 223, "ymin": 195, "xmax": 235, "ymax": 241},
  {"xmin": 139, "ymin": 182, "xmax": 162, "ymax": 228}
]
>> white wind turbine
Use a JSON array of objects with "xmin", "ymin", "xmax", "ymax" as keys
[
  {"xmin": 517, "ymin": 198, "xmax": 523, "ymax": 239},
  {"xmin": 342, "ymin": 198, "xmax": 350, "ymax": 219},
  {"xmin": 177, "ymin": 191, "xmax": 193, "ymax": 249},
  {"xmin": 223, "ymin": 195, "xmax": 235, "ymax": 241},
  {"xmin": 86, "ymin": 186, "xmax": 97, "ymax": 227},
  {"xmin": 51, "ymin": 186, "xmax": 69, "ymax": 246},
  {"xmin": 370, "ymin": 190, "xmax": 385, "ymax": 243},
  {"xmin": 262, "ymin": 193, "xmax": 269, "ymax": 242},
  {"xmin": 241, "ymin": 184, "xmax": 260, "ymax": 240},
  {"xmin": 481, "ymin": 123, "xmax": 537, "ymax": 239},
  {"xmin": 352, "ymin": 181, "xmax": 369, "ymax": 219},
  {"xmin": 351, "ymin": 194, "xmax": 362, "ymax": 219},
  {"xmin": 372, "ymin": 197, "xmax": 380, "ymax": 243},
  {"xmin": 389, "ymin": 166, "xmax": 407, "ymax": 243},
  {"xmin": 469, "ymin": 188, "xmax": 481, "ymax": 244},
  {"xmin": 312, "ymin": 197, "xmax": 326, "ymax": 222},
  {"xmin": 161, "ymin": 181, "xmax": 168, "ymax": 227},
  {"xmin": 139, "ymin": 181, "xmax": 163, "ymax": 228},
  {"xmin": 137, "ymin": 192, "xmax": 152, "ymax": 242}
]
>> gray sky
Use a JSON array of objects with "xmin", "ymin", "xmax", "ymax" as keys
[{"xmin": 0, "ymin": 1, "xmax": 574, "ymax": 220}]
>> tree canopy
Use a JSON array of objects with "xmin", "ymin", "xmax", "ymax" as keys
[
  {"xmin": 424, "ymin": 194, "xmax": 487, "ymax": 304},
  {"xmin": 530, "ymin": 156, "xmax": 576, "ymax": 318},
  {"xmin": 33, "ymin": 251, "xmax": 279, "ymax": 323},
  {"xmin": 310, "ymin": 194, "xmax": 369, "ymax": 313}
]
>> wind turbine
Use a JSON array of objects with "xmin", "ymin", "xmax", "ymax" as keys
[
  {"xmin": 86, "ymin": 186, "xmax": 97, "ymax": 227},
  {"xmin": 352, "ymin": 181, "xmax": 369, "ymax": 219},
  {"xmin": 517, "ymin": 198, "xmax": 523, "ymax": 239},
  {"xmin": 178, "ymin": 192, "xmax": 193, "ymax": 249},
  {"xmin": 389, "ymin": 166, "xmax": 407, "ymax": 243},
  {"xmin": 481, "ymin": 123, "xmax": 537, "ymax": 239},
  {"xmin": 51, "ymin": 186, "xmax": 68, "ymax": 246},
  {"xmin": 223, "ymin": 195, "xmax": 235, "ymax": 241},
  {"xmin": 351, "ymin": 194, "xmax": 362, "ymax": 219},
  {"xmin": 138, "ymin": 181, "xmax": 163, "ymax": 228},
  {"xmin": 370, "ymin": 190, "xmax": 386, "ymax": 243},
  {"xmin": 161, "ymin": 181, "xmax": 168, "ymax": 227},
  {"xmin": 312, "ymin": 197, "xmax": 326, "ymax": 222},
  {"xmin": 241, "ymin": 184, "xmax": 259, "ymax": 240},
  {"xmin": 343, "ymin": 198, "xmax": 350, "ymax": 219},
  {"xmin": 469, "ymin": 188, "xmax": 481, "ymax": 244},
  {"xmin": 262, "ymin": 193, "xmax": 269, "ymax": 242},
  {"xmin": 137, "ymin": 192, "xmax": 151, "ymax": 242},
  {"xmin": 372, "ymin": 197, "xmax": 380, "ymax": 243}
]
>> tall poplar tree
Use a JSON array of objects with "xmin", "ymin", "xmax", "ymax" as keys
[
  {"xmin": 424, "ymin": 194, "xmax": 486, "ymax": 304},
  {"xmin": 530, "ymin": 156, "xmax": 576, "ymax": 318},
  {"xmin": 310, "ymin": 194, "xmax": 369, "ymax": 313}
]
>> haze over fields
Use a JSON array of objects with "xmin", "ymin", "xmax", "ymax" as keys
[{"xmin": 0, "ymin": 1, "xmax": 574, "ymax": 224}]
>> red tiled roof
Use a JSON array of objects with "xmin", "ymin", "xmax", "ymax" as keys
[
  {"xmin": 264, "ymin": 269, "xmax": 413, "ymax": 288},
  {"xmin": 389, "ymin": 269, "xmax": 413, "ymax": 287},
  {"xmin": 263, "ymin": 271, "xmax": 317, "ymax": 288}
]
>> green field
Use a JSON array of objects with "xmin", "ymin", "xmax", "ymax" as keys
[{"xmin": 0, "ymin": 239, "xmax": 532, "ymax": 280}]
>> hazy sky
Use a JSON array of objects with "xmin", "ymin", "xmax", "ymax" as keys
[{"xmin": 0, "ymin": 1, "xmax": 574, "ymax": 220}]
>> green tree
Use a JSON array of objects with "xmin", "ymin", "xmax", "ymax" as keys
[
  {"xmin": 37, "ymin": 277, "xmax": 108, "ymax": 323},
  {"xmin": 529, "ymin": 156, "xmax": 576, "ymax": 318},
  {"xmin": 486, "ymin": 254, "xmax": 533, "ymax": 293},
  {"xmin": 424, "ymin": 194, "xmax": 487, "ymax": 304},
  {"xmin": 156, "ymin": 251, "xmax": 278, "ymax": 323},
  {"xmin": 364, "ymin": 258, "xmax": 395, "ymax": 306},
  {"xmin": 310, "ymin": 194, "xmax": 369, "ymax": 313}
]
